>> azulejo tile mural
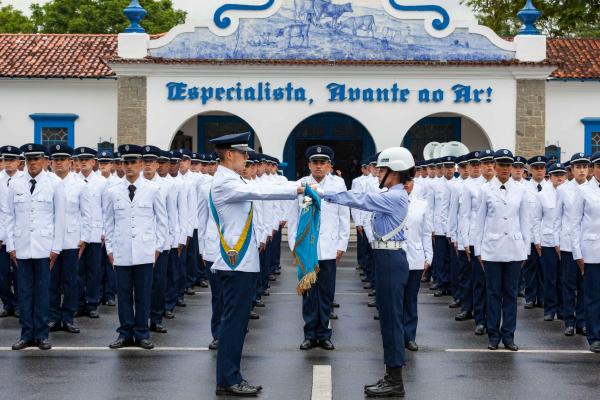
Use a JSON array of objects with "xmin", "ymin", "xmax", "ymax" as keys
[{"xmin": 149, "ymin": 0, "xmax": 515, "ymax": 62}]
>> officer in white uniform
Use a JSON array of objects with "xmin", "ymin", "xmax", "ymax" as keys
[
  {"xmin": 448, "ymin": 155, "xmax": 469, "ymax": 309},
  {"xmin": 179, "ymin": 149, "xmax": 200, "ymax": 296},
  {"xmin": 402, "ymin": 176, "xmax": 433, "ymax": 352},
  {"xmin": 208, "ymin": 132, "xmax": 302, "ymax": 396},
  {"xmin": 473, "ymin": 149, "xmax": 529, "ymax": 351},
  {"xmin": 570, "ymin": 151, "xmax": 600, "ymax": 353},
  {"xmin": 533, "ymin": 163, "xmax": 568, "ymax": 322},
  {"xmin": 556, "ymin": 153, "xmax": 589, "ymax": 336},
  {"xmin": 288, "ymin": 145, "xmax": 350, "ymax": 351},
  {"xmin": 5, "ymin": 143, "xmax": 66, "ymax": 350},
  {"xmin": 76, "ymin": 147, "xmax": 106, "ymax": 318},
  {"xmin": 352, "ymin": 160, "xmax": 370, "ymax": 273},
  {"xmin": 98, "ymin": 150, "xmax": 119, "ymax": 307},
  {"xmin": 0, "ymin": 145, "xmax": 23, "ymax": 318},
  {"xmin": 48, "ymin": 144, "xmax": 86, "ymax": 334},
  {"xmin": 103, "ymin": 145, "xmax": 168, "ymax": 350}
]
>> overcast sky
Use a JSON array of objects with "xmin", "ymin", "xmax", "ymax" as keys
[{"xmin": 5, "ymin": 0, "xmax": 474, "ymax": 21}]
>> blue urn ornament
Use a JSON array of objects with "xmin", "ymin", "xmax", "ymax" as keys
[
  {"xmin": 123, "ymin": 0, "xmax": 147, "ymax": 33},
  {"xmin": 517, "ymin": 0, "xmax": 542, "ymax": 35}
]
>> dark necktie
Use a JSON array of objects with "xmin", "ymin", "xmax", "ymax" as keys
[
  {"xmin": 84, "ymin": 178, "xmax": 88, "ymax": 183},
  {"xmin": 500, "ymin": 185, "xmax": 506, "ymax": 190},
  {"xmin": 128, "ymin": 184, "xmax": 136, "ymax": 201},
  {"xmin": 6, "ymin": 177, "xmax": 11, "ymax": 187},
  {"xmin": 30, "ymin": 179, "xmax": 36, "ymax": 194},
  {"xmin": 240, "ymin": 176, "xmax": 247, "ymax": 184},
  {"xmin": 537, "ymin": 184, "xmax": 542, "ymax": 192}
]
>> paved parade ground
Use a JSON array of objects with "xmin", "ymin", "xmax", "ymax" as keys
[{"xmin": 0, "ymin": 247, "xmax": 598, "ymax": 400}]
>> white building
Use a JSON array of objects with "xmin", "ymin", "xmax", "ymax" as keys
[{"xmin": 1, "ymin": 1, "xmax": 599, "ymax": 182}]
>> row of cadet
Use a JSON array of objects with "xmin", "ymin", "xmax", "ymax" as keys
[
  {"xmin": 0, "ymin": 142, "xmax": 292, "ymax": 351},
  {"xmin": 350, "ymin": 148, "xmax": 600, "ymax": 353}
]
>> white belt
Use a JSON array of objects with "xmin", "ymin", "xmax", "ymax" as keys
[{"xmin": 371, "ymin": 240, "xmax": 406, "ymax": 250}]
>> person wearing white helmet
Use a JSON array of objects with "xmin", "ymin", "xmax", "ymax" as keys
[{"xmin": 320, "ymin": 146, "xmax": 414, "ymax": 398}]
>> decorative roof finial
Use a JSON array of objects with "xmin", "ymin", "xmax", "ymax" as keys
[
  {"xmin": 123, "ymin": 0, "xmax": 147, "ymax": 33},
  {"xmin": 517, "ymin": 0, "xmax": 541, "ymax": 35}
]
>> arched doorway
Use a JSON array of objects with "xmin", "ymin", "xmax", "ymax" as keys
[
  {"xmin": 402, "ymin": 113, "xmax": 492, "ymax": 161},
  {"xmin": 283, "ymin": 112, "xmax": 376, "ymax": 187},
  {"xmin": 169, "ymin": 111, "xmax": 262, "ymax": 153}
]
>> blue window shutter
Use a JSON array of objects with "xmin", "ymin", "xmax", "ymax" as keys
[{"xmin": 29, "ymin": 113, "xmax": 79, "ymax": 147}]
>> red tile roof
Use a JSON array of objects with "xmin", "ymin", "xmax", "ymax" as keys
[{"xmin": 0, "ymin": 34, "xmax": 599, "ymax": 80}]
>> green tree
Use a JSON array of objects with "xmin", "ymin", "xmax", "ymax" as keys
[
  {"xmin": 30, "ymin": 0, "xmax": 186, "ymax": 34},
  {"xmin": 0, "ymin": 2, "xmax": 35, "ymax": 33},
  {"xmin": 461, "ymin": 0, "xmax": 600, "ymax": 37}
]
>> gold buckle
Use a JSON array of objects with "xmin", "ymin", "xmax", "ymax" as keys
[{"xmin": 227, "ymin": 249, "xmax": 239, "ymax": 265}]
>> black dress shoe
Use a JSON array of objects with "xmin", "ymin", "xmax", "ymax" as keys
[
  {"xmin": 455, "ymin": 311, "xmax": 474, "ymax": 321},
  {"xmin": 268, "ymin": 274, "xmax": 276, "ymax": 281},
  {"xmin": 240, "ymin": 380, "xmax": 262, "ymax": 392},
  {"xmin": 254, "ymin": 300, "xmax": 266, "ymax": 308},
  {"xmin": 374, "ymin": 314, "xmax": 379, "ymax": 320},
  {"xmin": 12, "ymin": 340, "xmax": 34, "ymax": 350},
  {"xmin": 429, "ymin": 283, "xmax": 439, "ymax": 291},
  {"xmin": 185, "ymin": 288, "xmax": 196, "ymax": 296},
  {"xmin": 319, "ymin": 339, "xmax": 335, "ymax": 350},
  {"xmin": 274, "ymin": 269, "xmax": 282, "ymax": 275},
  {"xmin": 48, "ymin": 321, "xmax": 61, "ymax": 332},
  {"xmin": 564, "ymin": 326, "xmax": 575, "ymax": 336},
  {"xmin": 363, "ymin": 282, "xmax": 374, "ymax": 290},
  {"xmin": 365, "ymin": 367, "xmax": 404, "ymax": 398},
  {"xmin": 261, "ymin": 290, "xmax": 270, "ymax": 296},
  {"xmin": 329, "ymin": 312, "xmax": 338, "ymax": 320},
  {"xmin": 37, "ymin": 339, "xmax": 52, "ymax": 350},
  {"xmin": 63, "ymin": 323, "xmax": 81, "ymax": 334},
  {"xmin": 88, "ymin": 310, "xmax": 99, "ymax": 319},
  {"xmin": 524, "ymin": 302, "xmax": 535, "ymax": 309},
  {"xmin": 14, "ymin": 309, "xmax": 20, "ymax": 318},
  {"xmin": 332, "ymin": 301, "xmax": 340, "ymax": 308},
  {"xmin": 137, "ymin": 339, "xmax": 154, "ymax": 350},
  {"xmin": 361, "ymin": 277, "xmax": 369, "ymax": 283},
  {"xmin": 368, "ymin": 290, "xmax": 376, "ymax": 297},
  {"xmin": 368, "ymin": 300, "xmax": 377, "ymax": 307},
  {"xmin": 249, "ymin": 311, "xmax": 259, "ymax": 320},
  {"xmin": 474, "ymin": 324, "xmax": 486, "ymax": 335},
  {"xmin": 420, "ymin": 276, "xmax": 430, "ymax": 283},
  {"xmin": 163, "ymin": 310, "xmax": 175, "ymax": 319},
  {"xmin": 0, "ymin": 309, "xmax": 12, "ymax": 318},
  {"xmin": 488, "ymin": 343, "xmax": 499, "ymax": 350},
  {"xmin": 105, "ymin": 299, "xmax": 117, "ymax": 307},
  {"xmin": 150, "ymin": 323, "xmax": 168, "ymax": 333},
  {"xmin": 199, "ymin": 280, "xmax": 209, "ymax": 288},
  {"xmin": 544, "ymin": 314, "xmax": 555, "ymax": 321},
  {"xmin": 209, "ymin": 339, "xmax": 219, "ymax": 350},
  {"xmin": 434, "ymin": 289, "xmax": 450, "ymax": 297},
  {"xmin": 504, "ymin": 343, "xmax": 519, "ymax": 351},
  {"xmin": 406, "ymin": 341, "xmax": 419, "ymax": 351},
  {"xmin": 449, "ymin": 299, "xmax": 461, "ymax": 308},
  {"xmin": 216, "ymin": 382, "xmax": 259, "ymax": 397},
  {"xmin": 109, "ymin": 338, "xmax": 133, "ymax": 349},
  {"xmin": 300, "ymin": 339, "xmax": 316, "ymax": 350},
  {"xmin": 576, "ymin": 326, "xmax": 587, "ymax": 336},
  {"xmin": 176, "ymin": 299, "xmax": 187, "ymax": 307},
  {"xmin": 518, "ymin": 291, "xmax": 525, "ymax": 298},
  {"xmin": 590, "ymin": 341, "xmax": 600, "ymax": 353}
]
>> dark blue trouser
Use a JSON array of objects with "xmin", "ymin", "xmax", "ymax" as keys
[
  {"xmin": 165, "ymin": 249, "xmax": 181, "ymax": 312},
  {"xmin": 449, "ymin": 241, "xmax": 460, "ymax": 299},
  {"xmin": 196, "ymin": 254, "xmax": 208, "ymax": 283},
  {"xmin": 403, "ymin": 269, "xmax": 422, "ymax": 343},
  {"xmin": 432, "ymin": 236, "xmax": 450, "ymax": 291},
  {"xmin": 458, "ymin": 250, "xmax": 474, "ymax": 313},
  {"xmin": 260, "ymin": 241, "xmax": 272, "ymax": 292},
  {"xmin": 178, "ymin": 244, "xmax": 187, "ymax": 300},
  {"xmin": 484, "ymin": 260, "xmax": 521, "ymax": 346},
  {"xmin": 79, "ymin": 242, "xmax": 102, "ymax": 312},
  {"xmin": 271, "ymin": 227, "xmax": 282, "ymax": 272},
  {"xmin": 471, "ymin": 246, "xmax": 486, "ymax": 326},
  {"xmin": 49, "ymin": 249, "xmax": 79, "ymax": 325},
  {"xmin": 206, "ymin": 261, "xmax": 224, "ymax": 340},
  {"xmin": 150, "ymin": 251, "xmax": 169, "ymax": 325},
  {"xmin": 561, "ymin": 251, "xmax": 585, "ymax": 329},
  {"xmin": 364, "ymin": 243, "xmax": 374, "ymax": 284},
  {"xmin": 356, "ymin": 229, "xmax": 368, "ymax": 268},
  {"xmin": 373, "ymin": 249, "xmax": 409, "ymax": 367},
  {"xmin": 17, "ymin": 258, "xmax": 50, "ymax": 341},
  {"xmin": 99, "ymin": 247, "xmax": 116, "ymax": 302},
  {"xmin": 115, "ymin": 264, "xmax": 153, "ymax": 341},
  {"xmin": 541, "ymin": 246, "xmax": 561, "ymax": 317},
  {"xmin": 583, "ymin": 263, "xmax": 600, "ymax": 345},
  {"xmin": 186, "ymin": 230, "xmax": 199, "ymax": 289},
  {"xmin": 302, "ymin": 259, "xmax": 335, "ymax": 341},
  {"xmin": 523, "ymin": 244, "xmax": 543, "ymax": 305},
  {"xmin": 216, "ymin": 270, "xmax": 256, "ymax": 387},
  {"xmin": 0, "ymin": 245, "xmax": 17, "ymax": 312}
]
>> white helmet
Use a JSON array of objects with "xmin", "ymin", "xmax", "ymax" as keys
[{"xmin": 377, "ymin": 147, "xmax": 415, "ymax": 172}]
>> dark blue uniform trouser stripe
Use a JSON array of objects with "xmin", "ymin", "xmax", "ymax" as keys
[
  {"xmin": 17, "ymin": 258, "xmax": 50, "ymax": 341},
  {"xmin": 373, "ymin": 249, "xmax": 409, "ymax": 367},
  {"xmin": 79, "ymin": 242, "xmax": 102, "ymax": 311},
  {"xmin": 216, "ymin": 270, "xmax": 256, "ymax": 387},
  {"xmin": 540, "ymin": 246, "xmax": 562, "ymax": 317},
  {"xmin": 560, "ymin": 251, "xmax": 585, "ymax": 329},
  {"xmin": 150, "ymin": 251, "xmax": 169, "ymax": 325},
  {"xmin": 432, "ymin": 236, "xmax": 450, "ymax": 291},
  {"xmin": 484, "ymin": 260, "xmax": 521, "ymax": 346},
  {"xmin": 49, "ymin": 249, "xmax": 79, "ymax": 325},
  {"xmin": 523, "ymin": 244, "xmax": 543, "ymax": 304},
  {"xmin": 165, "ymin": 248, "xmax": 181, "ymax": 311},
  {"xmin": 458, "ymin": 250, "xmax": 473, "ymax": 313}
]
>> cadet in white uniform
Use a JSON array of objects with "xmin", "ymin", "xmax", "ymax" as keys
[
  {"xmin": 570, "ymin": 151, "xmax": 600, "ymax": 353},
  {"xmin": 103, "ymin": 145, "xmax": 168, "ymax": 350},
  {"xmin": 208, "ymin": 132, "xmax": 303, "ymax": 396},
  {"xmin": 473, "ymin": 150, "xmax": 529, "ymax": 351},
  {"xmin": 288, "ymin": 145, "xmax": 350, "ymax": 351},
  {"xmin": 5, "ymin": 143, "xmax": 66, "ymax": 350}
]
